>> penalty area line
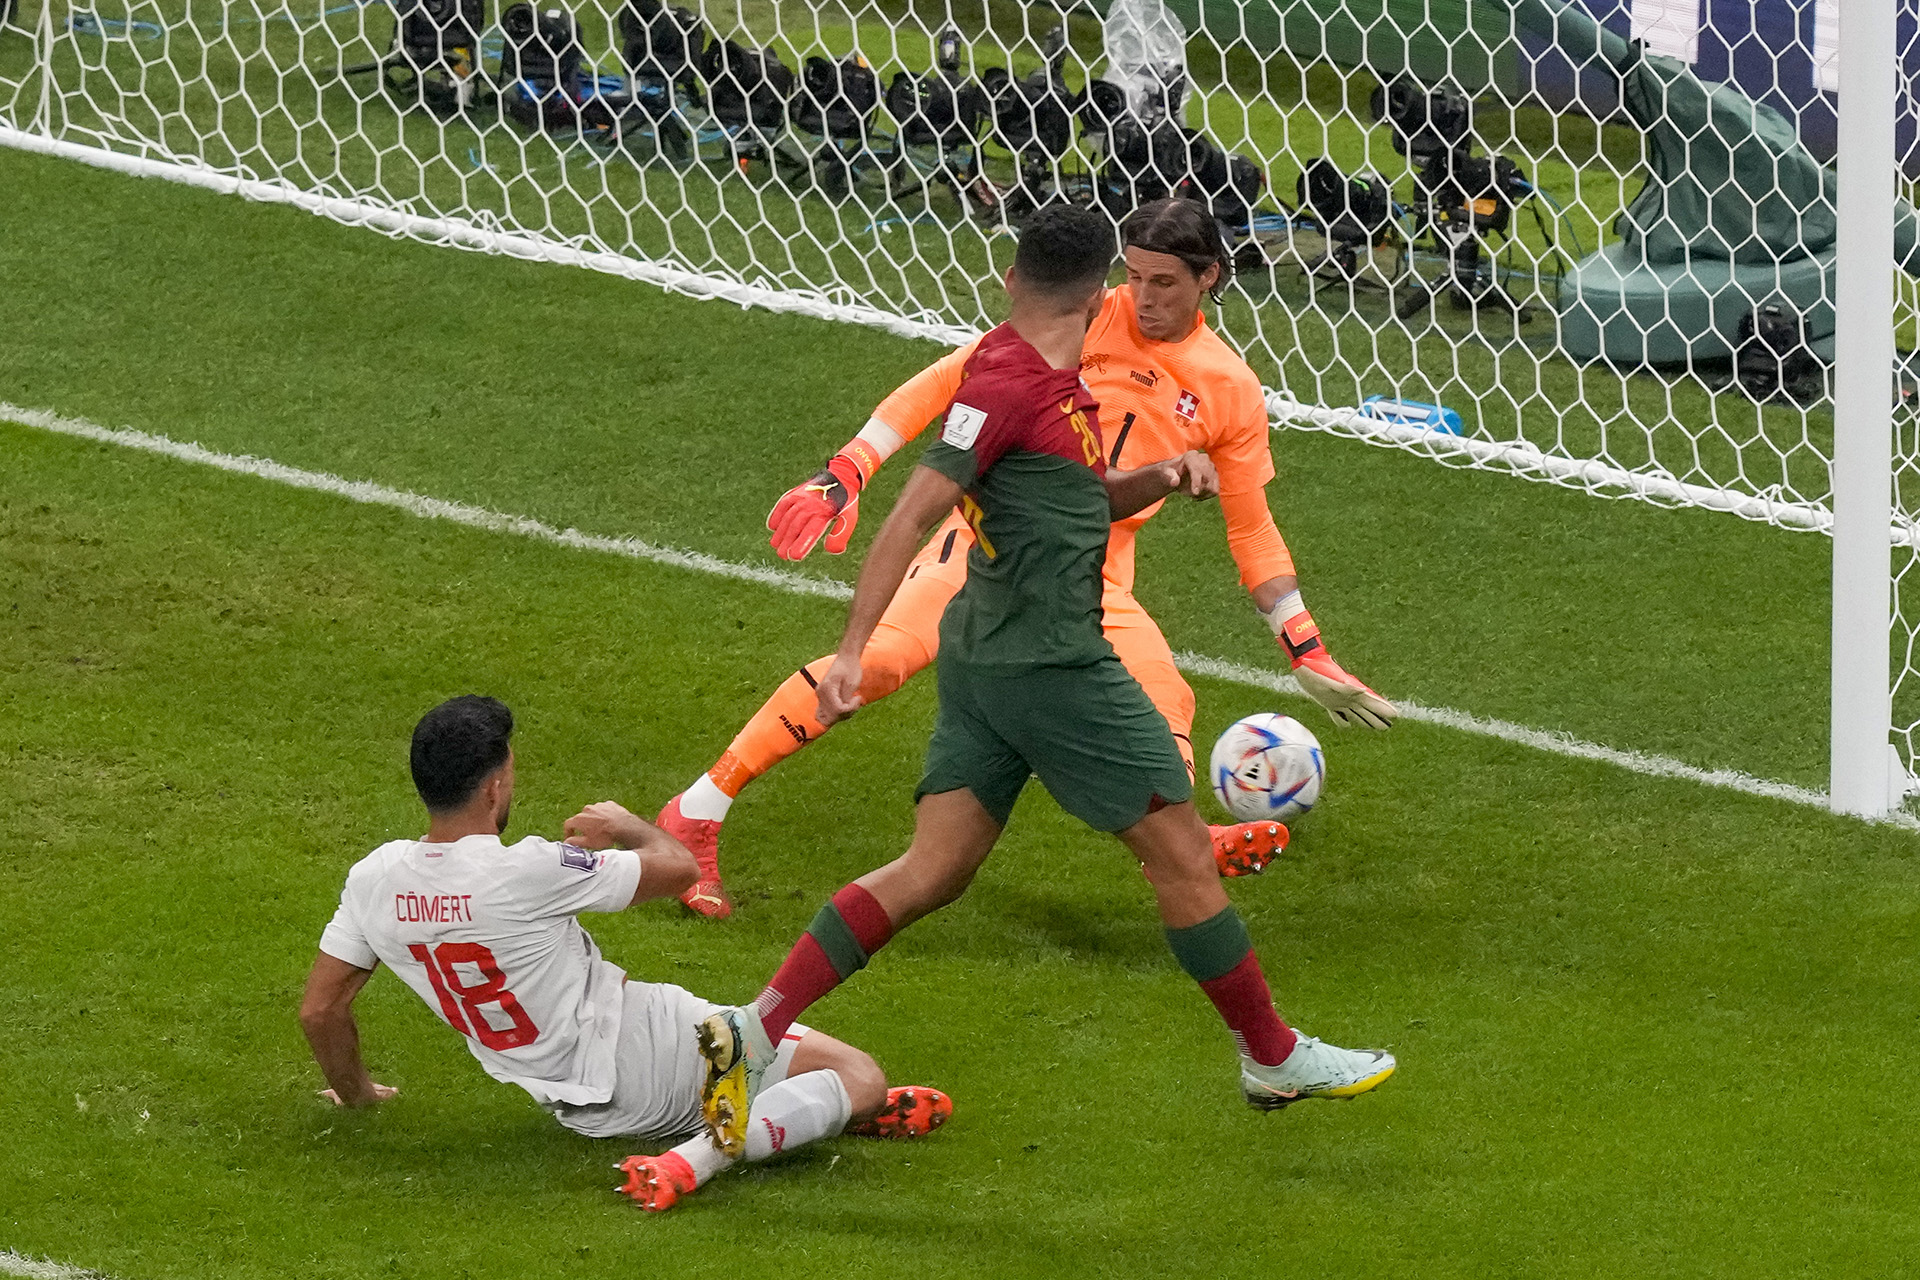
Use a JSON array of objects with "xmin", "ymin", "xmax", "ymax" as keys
[
  {"xmin": 5, "ymin": 401, "xmax": 1912, "ymax": 832},
  {"xmin": 0, "ymin": 1251, "xmax": 114, "ymax": 1280}
]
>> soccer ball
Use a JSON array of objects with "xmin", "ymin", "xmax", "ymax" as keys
[{"xmin": 1209, "ymin": 713, "xmax": 1324, "ymax": 822}]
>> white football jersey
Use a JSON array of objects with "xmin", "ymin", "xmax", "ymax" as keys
[{"xmin": 319, "ymin": 833, "xmax": 642, "ymax": 1107}]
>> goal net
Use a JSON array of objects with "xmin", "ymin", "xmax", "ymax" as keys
[{"xmin": 3, "ymin": 0, "xmax": 1918, "ymax": 786}]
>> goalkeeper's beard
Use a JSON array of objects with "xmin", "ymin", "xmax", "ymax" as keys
[{"xmin": 495, "ymin": 801, "xmax": 511, "ymax": 834}]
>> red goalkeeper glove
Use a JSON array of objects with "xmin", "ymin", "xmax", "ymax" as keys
[
  {"xmin": 1267, "ymin": 593, "xmax": 1396, "ymax": 729},
  {"xmin": 767, "ymin": 453, "xmax": 866, "ymax": 560}
]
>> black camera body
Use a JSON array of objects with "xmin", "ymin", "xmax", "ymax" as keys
[
  {"xmin": 888, "ymin": 32, "xmax": 987, "ymax": 152},
  {"xmin": 500, "ymin": 3, "xmax": 595, "ymax": 130},
  {"xmin": 700, "ymin": 37, "xmax": 796, "ymax": 133},
  {"xmin": 791, "ymin": 53, "xmax": 880, "ymax": 142},
  {"xmin": 980, "ymin": 64, "xmax": 1075, "ymax": 160},
  {"xmin": 1737, "ymin": 297, "xmax": 1824, "ymax": 400},
  {"xmin": 1092, "ymin": 109, "xmax": 1264, "ymax": 229},
  {"xmin": 346, "ymin": 0, "xmax": 484, "ymax": 115},
  {"xmin": 1362, "ymin": 75, "xmax": 1536, "ymax": 314},
  {"xmin": 617, "ymin": 0, "xmax": 704, "ymax": 104},
  {"xmin": 1183, "ymin": 130, "xmax": 1264, "ymax": 229},
  {"xmin": 393, "ymin": 0, "xmax": 482, "ymax": 74},
  {"xmin": 1297, "ymin": 157, "xmax": 1394, "ymax": 263},
  {"xmin": 1416, "ymin": 149, "xmax": 1524, "ymax": 236},
  {"xmin": 1370, "ymin": 77, "xmax": 1472, "ymax": 163},
  {"xmin": 887, "ymin": 69, "xmax": 989, "ymax": 150}
]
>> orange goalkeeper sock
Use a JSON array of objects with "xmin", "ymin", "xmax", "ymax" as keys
[
  {"xmin": 683, "ymin": 621, "xmax": 935, "ymax": 823},
  {"xmin": 680, "ymin": 659, "xmax": 836, "ymax": 822}
]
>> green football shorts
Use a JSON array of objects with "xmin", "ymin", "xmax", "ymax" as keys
[{"xmin": 917, "ymin": 653, "xmax": 1194, "ymax": 832}]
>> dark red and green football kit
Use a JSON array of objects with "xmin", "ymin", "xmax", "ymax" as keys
[
  {"xmin": 747, "ymin": 324, "xmax": 1303, "ymax": 1075},
  {"xmin": 913, "ymin": 322, "xmax": 1193, "ymax": 833}
]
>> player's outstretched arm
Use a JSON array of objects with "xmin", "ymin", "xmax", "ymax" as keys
[
  {"xmin": 1250, "ymin": 573, "xmax": 1396, "ymax": 730},
  {"xmin": 299, "ymin": 951, "xmax": 398, "ymax": 1108},
  {"xmin": 562, "ymin": 801, "xmax": 700, "ymax": 903},
  {"xmin": 816, "ymin": 464, "xmax": 964, "ymax": 726},
  {"xmin": 1107, "ymin": 450, "xmax": 1219, "ymax": 520}
]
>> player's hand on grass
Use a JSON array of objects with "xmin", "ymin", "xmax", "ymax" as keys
[
  {"xmin": 319, "ymin": 1081, "xmax": 398, "ymax": 1108},
  {"xmin": 768, "ymin": 457, "xmax": 863, "ymax": 560},
  {"xmin": 563, "ymin": 800, "xmax": 654, "ymax": 850},
  {"xmin": 816, "ymin": 653, "xmax": 865, "ymax": 727},
  {"xmin": 1292, "ymin": 651, "xmax": 1396, "ymax": 729}
]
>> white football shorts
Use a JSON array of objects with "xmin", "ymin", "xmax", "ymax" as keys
[{"xmin": 546, "ymin": 980, "xmax": 807, "ymax": 1141}]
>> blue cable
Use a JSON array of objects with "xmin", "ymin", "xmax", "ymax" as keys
[
  {"xmin": 1513, "ymin": 180, "xmax": 1587, "ymax": 259},
  {"xmin": 70, "ymin": 0, "xmax": 370, "ymax": 39},
  {"xmin": 66, "ymin": 11, "xmax": 163, "ymax": 38}
]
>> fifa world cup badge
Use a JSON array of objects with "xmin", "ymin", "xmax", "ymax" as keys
[{"xmin": 942, "ymin": 403, "xmax": 987, "ymax": 449}]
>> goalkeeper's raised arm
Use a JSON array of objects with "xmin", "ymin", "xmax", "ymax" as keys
[{"xmin": 765, "ymin": 344, "xmax": 977, "ymax": 560}]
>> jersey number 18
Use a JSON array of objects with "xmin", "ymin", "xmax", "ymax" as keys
[{"xmin": 408, "ymin": 942, "xmax": 540, "ymax": 1050}]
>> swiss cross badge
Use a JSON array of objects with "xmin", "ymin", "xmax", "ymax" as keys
[{"xmin": 1174, "ymin": 389, "xmax": 1199, "ymax": 420}]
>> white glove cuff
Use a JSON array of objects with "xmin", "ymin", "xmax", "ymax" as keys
[
  {"xmin": 854, "ymin": 417, "xmax": 907, "ymax": 463},
  {"xmin": 1261, "ymin": 589, "xmax": 1308, "ymax": 638}
]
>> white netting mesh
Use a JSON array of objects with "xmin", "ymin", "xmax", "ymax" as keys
[{"xmin": 1, "ymin": 0, "xmax": 1915, "ymax": 772}]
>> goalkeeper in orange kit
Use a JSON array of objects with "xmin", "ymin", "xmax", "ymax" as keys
[{"xmin": 660, "ymin": 198, "xmax": 1396, "ymax": 917}]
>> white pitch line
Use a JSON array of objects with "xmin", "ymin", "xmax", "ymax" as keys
[
  {"xmin": 6, "ymin": 402, "xmax": 1914, "ymax": 831},
  {"xmin": 0, "ymin": 404, "xmax": 853, "ymax": 603},
  {"xmin": 1168, "ymin": 652, "xmax": 1892, "ymax": 819},
  {"xmin": 0, "ymin": 1251, "xmax": 112, "ymax": 1280}
]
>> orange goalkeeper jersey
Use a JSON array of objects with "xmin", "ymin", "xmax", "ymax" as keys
[{"xmin": 873, "ymin": 288, "xmax": 1294, "ymax": 596}]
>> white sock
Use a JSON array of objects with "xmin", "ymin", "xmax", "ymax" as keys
[
  {"xmin": 743, "ymin": 1070, "xmax": 853, "ymax": 1162},
  {"xmin": 679, "ymin": 773, "xmax": 734, "ymax": 823},
  {"xmin": 665, "ymin": 1133, "xmax": 733, "ymax": 1188}
]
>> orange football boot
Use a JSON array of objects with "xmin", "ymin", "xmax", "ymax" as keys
[
  {"xmin": 1210, "ymin": 821, "xmax": 1290, "ymax": 877},
  {"xmin": 658, "ymin": 794, "xmax": 732, "ymax": 919},
  {"xmin": 615, "ymin": 1151, "xmax": 698, "ymax": 1212},
  {"xmin": 847, "ymin": 1086, "xmax": 953, "ymax": 1139}
]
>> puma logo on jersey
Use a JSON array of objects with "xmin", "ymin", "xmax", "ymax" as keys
[{"xmin": 1129, "ymin": 368, "xmax": 1161, "ymax": 388}]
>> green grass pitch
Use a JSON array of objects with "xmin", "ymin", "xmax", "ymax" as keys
[{"xmin": 4, "ymin": 144, "xmax": 1920, "ymax": 1278}]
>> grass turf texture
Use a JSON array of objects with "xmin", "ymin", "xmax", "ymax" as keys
[{"xmin": 5, "ymin": 145, "xmax": 1920, "ymax": 1277}]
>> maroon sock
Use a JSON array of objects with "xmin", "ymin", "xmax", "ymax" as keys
[
  {"xmin": 1198, "ymin": 954, "xmax": 1298, "ymax": 1066},
  {"xmin": 754, "ymin": 883, "xmax": 894, "ymax": 1041}
]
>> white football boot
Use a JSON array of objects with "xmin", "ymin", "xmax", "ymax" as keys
[
  {"xmin": 1241, "ymin": 1033, "xmax": 1396, "ymax": 1110},
  {"xmin": 695, "ymin": 1005, "xmax": 775, "ymax": 1157}
]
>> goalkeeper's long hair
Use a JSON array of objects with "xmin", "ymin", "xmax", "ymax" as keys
[{"xmin": 1118, "ymin": 198, "xmax": 1231, "ymax": 303}]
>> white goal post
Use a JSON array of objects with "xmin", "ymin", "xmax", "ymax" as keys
[{"xmin": 0, "ymin": 0, "xmax": 1912, "ymax": 812}]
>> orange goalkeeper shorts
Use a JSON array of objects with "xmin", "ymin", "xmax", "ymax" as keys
[{"xmin": 872, "ymin": 512, "xmax": 1197, "ymax": 771}]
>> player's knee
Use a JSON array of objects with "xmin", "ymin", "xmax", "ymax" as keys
[
  {"xmin": 858, "ymin": 634, "xmax": 930, "ymax": 700},
  {"xmin": 832, "ymin": 1048, "xmax": 888, "ymax": 1122},
  {"xmin": 1125, "ymin": 805, "xmax": 1214, "ymax": 879}
]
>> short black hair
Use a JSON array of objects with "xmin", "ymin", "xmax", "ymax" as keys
[
  {"xmin": 410, "ymin": 696, "xmax": 514, "ymax": 813},
  {"xmin": 1118, "ymin": 198, "xmax": 1231, "ymax": 301},
  {"xmin": 1011, "ymin": 203, "xmax": 1115, "ymax": 299}
]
